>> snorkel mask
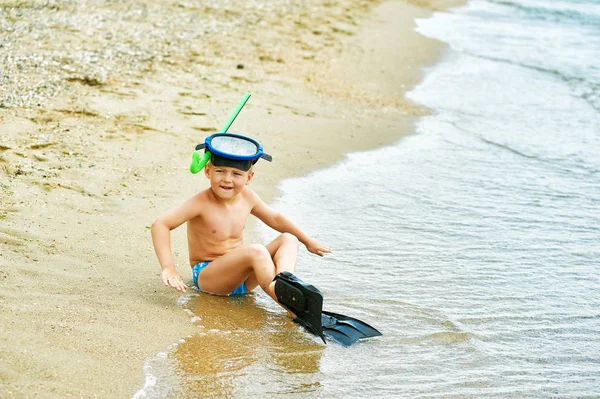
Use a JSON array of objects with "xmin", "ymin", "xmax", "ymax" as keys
[
  {"xmin": 191, "ymin": 133, "xmax": 272, "ymax": 172},
  {"xmin": 189, "ymin": 93, "xmax": 272, "ymax": 174}
]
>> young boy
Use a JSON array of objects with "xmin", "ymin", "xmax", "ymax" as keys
[{"xmin": 151, "ymin": 149, "xmax": 330, "ymax": 305}]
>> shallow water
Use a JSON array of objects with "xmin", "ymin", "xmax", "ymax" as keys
[{"xmin": 135, "ymin": 1, "xmax": 600, "ymax": 397}]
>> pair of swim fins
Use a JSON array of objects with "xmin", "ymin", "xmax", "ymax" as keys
[{"xmin": 274, "ymin": 271, "xmax": 382, "ymax": 347}]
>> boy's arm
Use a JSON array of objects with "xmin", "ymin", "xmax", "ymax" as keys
[
  {"xmin": 250, "ymin": 192, "xmax": 331, "ymax": 256},
  {"xmin": 151, "ymin": 195, "xmax": 202, "ymax": 292}
]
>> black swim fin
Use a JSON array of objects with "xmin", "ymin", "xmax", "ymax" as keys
[
  {"xmin": 273, "ymin": 271, "xmax": 327, "ymax": 343},
  {"xmin": 274, "ymin": 272, "xmax": 382, "ymax": 347},
  {"xmin": 322, "ymin": 311, "xmax": 382, "ymax": 347}
]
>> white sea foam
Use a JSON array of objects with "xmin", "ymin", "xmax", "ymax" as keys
[{"xmin": 132, "ymin": 346, "xmax": 180, "ymax": 399}]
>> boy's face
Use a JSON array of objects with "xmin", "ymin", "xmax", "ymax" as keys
[{"xmin": 204, "ymin": 164, "xmax": 254, "ymax": 200}]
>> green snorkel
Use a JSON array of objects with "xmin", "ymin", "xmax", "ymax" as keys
[{"xmin": 190, "ymin": 92, "xmax": 252, "ymax": 174}]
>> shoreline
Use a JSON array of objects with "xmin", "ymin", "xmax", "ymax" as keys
[{"xmin": 0, "ymin": 0, "xmax": 463, "ymax": 396}]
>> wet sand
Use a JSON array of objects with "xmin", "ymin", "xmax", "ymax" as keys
[{"xmin": 1, "ymin": 0, "xmax": 463, "ymax": 396}]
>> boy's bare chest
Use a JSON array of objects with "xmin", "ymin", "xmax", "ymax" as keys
[{"xmin": 200, "ymin": 206, "xmax": 249, "ymax": 238}]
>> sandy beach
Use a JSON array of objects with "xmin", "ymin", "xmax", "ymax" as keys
[{"xmin": 1, "ymin": 0, "xmax": 462, "ymax": 396}]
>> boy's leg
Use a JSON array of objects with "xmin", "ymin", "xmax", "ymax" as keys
[
  {"xmin": 197, "ymin": 244, "xmax": 278, "ymax": 300},
  {"xmin": 267, "ymin": 233, "xmax": 300, "ymax": 274},
  {"xmin": 243, "ymin": 233, "xmax": 299, "ymax": 291}
]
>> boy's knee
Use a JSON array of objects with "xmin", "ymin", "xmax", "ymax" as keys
[
  {"xmin": 246, "ymin": 244, "xmax": 271, "ymax": 262},
  {"xmin": 280, "ymin": 233, "xmax": 299, "ymax": 248}
]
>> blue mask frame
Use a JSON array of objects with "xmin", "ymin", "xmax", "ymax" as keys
[{"xmin": 190, "ymin": 133, "xmax": 272, "ymax": 173}]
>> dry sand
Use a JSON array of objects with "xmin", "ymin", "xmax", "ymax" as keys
[{"xmin": 1, "ymin": 0, "xmax": 463, "ymax": 397}]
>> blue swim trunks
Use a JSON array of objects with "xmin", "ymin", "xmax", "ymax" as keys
[{"xmin": 192, "ymin": 261, "xmax": 247, "ymax": 296}]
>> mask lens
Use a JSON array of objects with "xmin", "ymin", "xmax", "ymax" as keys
[{"xmin": 210, "ymin": 135, "xmax": 258, "ymax": 157}]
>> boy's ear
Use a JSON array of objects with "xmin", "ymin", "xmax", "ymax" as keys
[
  {"xmin": 204, "ymin": 164, "xmax": 211, "ymax": 179},
  {"xmin": 245, "ymin": 170, "xmax": 255, "ymax": 185}
]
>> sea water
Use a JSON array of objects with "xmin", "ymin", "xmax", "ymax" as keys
[
  {"xmin": 135, "ymin": 1, "xmax": 600, "ymax": 397},
  {"xmin": 262, "ymin": 0, "xmax": 600, "ymax": 396}
]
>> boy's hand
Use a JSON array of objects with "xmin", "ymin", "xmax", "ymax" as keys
[
  {"xmin": 305, "ymin": 239, "xmax": 331, "ymax": 257},
  {"xmin": 161, "ymin": 269, "xmax": 188, "ymax": 292}
]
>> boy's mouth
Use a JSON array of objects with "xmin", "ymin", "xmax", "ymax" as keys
[{"xmin": 220, "ymin": 185, "xmax": 233, "ymax": 191}]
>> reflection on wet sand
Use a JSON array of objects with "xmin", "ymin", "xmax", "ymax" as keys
[{"xmin": 175, "ymin": 293, "xmax": 324, "ymax": 397}]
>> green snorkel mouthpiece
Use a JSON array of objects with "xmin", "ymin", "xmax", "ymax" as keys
[
  {"xmin": 189, "ymin": 151, "xmax": 211, "ymax": 174},
  {"xmin": 190, "ymin": 92, "xmax": 252, "ymax": 174}
]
